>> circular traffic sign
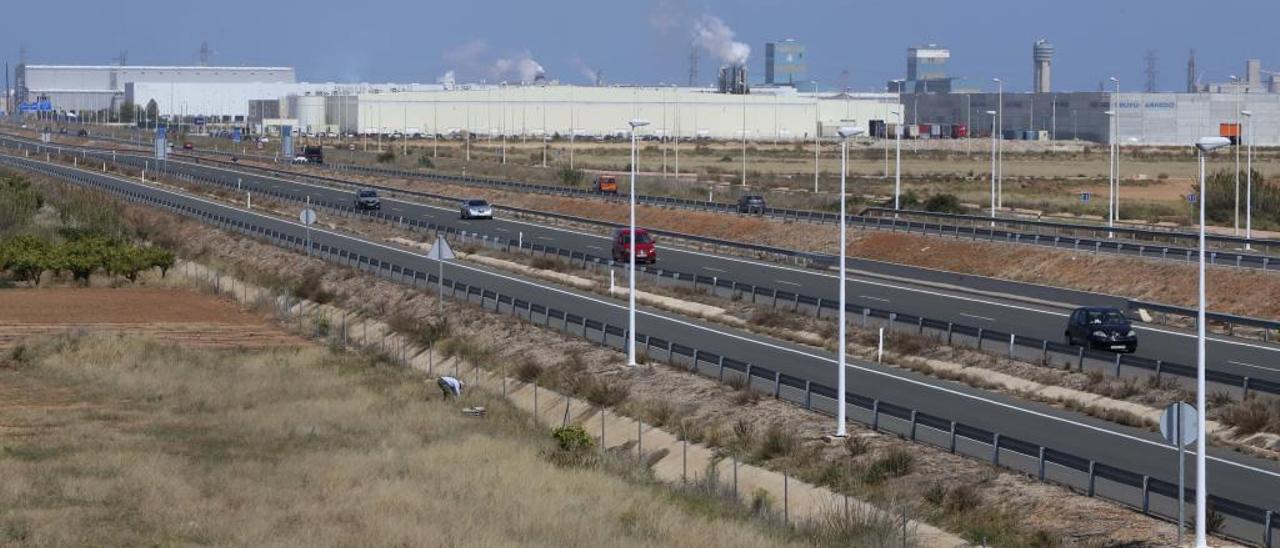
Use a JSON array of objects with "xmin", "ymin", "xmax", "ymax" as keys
[
  {"xmin": 299, "ymin": 208, "xmax": 317, "ymax": 225},
  {"xmin": 1159, "ymin": 402, "xmax": 1198, "ymax": 448}
]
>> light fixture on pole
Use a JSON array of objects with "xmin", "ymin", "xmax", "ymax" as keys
[
  {"xmin": 1193, "ymin": 135, "xmax": 1230, "ymax": 548},
  {"xmin": 835, "ymin": 125, "xmax": 864, "ymax": 438},
  {"xmin": 1242, "ymin": 110, "xmax": 1254, "ymax": 247},
  {"xmin": 986, "ymin": 110, "xmax": 998, "ymax": 221},
  {"xmin": 626, "ymin": 118, "xmax": 650, "ymax": 367}
]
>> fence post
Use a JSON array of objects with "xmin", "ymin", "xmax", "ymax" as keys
[
  {"xmin": 1243, "ymin": 377, "xmax": 1252, "ymax": 399},
  {"xmin": 946, "ymin": 322, "xmax": 953, "ymax": 345},
  {"xmin": 948, "ymin": 421, "xmax": 957, "ymax": 453},
  {"xmin": 1041, "ymin": 340, "xmax": 1049, "ymax": 364},
  {"xmin": 1265, "ymin": 510, "xmax": 1273, "ymax": 548},
  {"xmin": 637, "ymin": 418, "xmax": 643, "ymax": 461},
  {"xmin": 533, "ymin": 381, "xmax": 539, "ymax": 417},
  {"xmin": 976, "ymin": 328, "xmax": 984, "ymax": 350},
  {"xmin": 1038, "ymin": 447, "xmax": 1046, "ymax": 480},
  {"xmin": 1009, "ymin": 333, "xmax": 1016, "ymax": 359},
  {"xmin": 717, "ymin": 356, "xmax": 725, "ymax": 382},
  {"xmin": 871, "ymin": 400, "xmax": 880, "ymax": 431},
  {"xmin": 1087, "ymin": 461, "xmax": 1096, "ymax": 497},
  {"xmin": 909, "ymin": 410, "xmax": 918, "ymax": 441},
  {"xmin": 1141, "ymin": 476, "xmax": 1150, "ymax": 514},
  {"xmin": 600, "ymin": 409, "xmax": 606, "ymax": 452}
]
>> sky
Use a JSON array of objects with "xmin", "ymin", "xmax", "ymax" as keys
[{"xmin": 4, "ymin": 0, "xmax": 1278, "ymax": 93}]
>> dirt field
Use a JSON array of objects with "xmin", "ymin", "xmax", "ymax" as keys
[{"xmin": 0, "ymin": 288, "xmax": 303, "ymax": 350}]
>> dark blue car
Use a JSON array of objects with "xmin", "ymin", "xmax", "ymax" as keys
[{"xmin": 1065, "ymin": 307, "xmax": 1138, "ymax": 353}]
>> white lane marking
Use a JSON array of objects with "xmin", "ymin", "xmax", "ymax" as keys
[
  {"xmin": 537, "ymin": 236, "xmax": 555, "ymax": 241},
  {"xmin": 1229, "ymin": 360, "xmax": 1280, "ymax": 373},
  {"xmin": 586, "ymin": 245, "xmax": 604, "ymax": 251},
  {"xmin": 703, "ymin": 267, "xmax": 727, "ymax": 273},
  {"xmin": 159, "ymin": 157, "xmax": 1280, "ymax": 356},
  {"xmin": 960, "ymin": 313, "xmax": 996, "ymax": 322},
  {"xmin": 860, "ymin": 295, "xmax": 890, "ymax": 302},
  {"xmin": 777, "ymin": 280, "xmax": 802, "ymax": 287},
  {"xmin": 495, "ymin": 227, "xmax": 510, "ymax": 232},
  {"xmin": 85, "ymin": 171, "xmax": 1274, "ymax": 478}
]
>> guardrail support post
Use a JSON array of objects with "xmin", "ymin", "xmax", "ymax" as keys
[
  {"xmin": 691, "ymin": 349, "xmax": 700, "ymax": 372},
  {"xmin": 1008, "ymin": 333, "xmax": 1015, "ymax": 359},
  {"xmin": 1264, "ymin": 510, "xmax": 1273, "ymax": 548},
  {"xmin": 1041, "ymin": 340, "xmax": 1049, "ymax": 364},
  {"xmin": 1141, "ymin": 476, "xmax": 1150, "ymax": 514},
  {"xmin": 872, "ymin": 400, "xmax": 880, "ymax": 431},
  {"xmin": 773, "ymin": 371, "xmax": 781, "ymax": 399},
  {"xmin": 976, "ymin": 328, "xmax": 984, "ymax": 351},
  {"xmin": 917, "ymin": 317, "xmax": 925, "ymax": 335},
  {"xmin": 1087, "ymin": 461, "xmax": 1096, "ymax": 497},
  {"xmin": 1114, "ymin": 353, "xmax": 1122, "ymax": 377},
  {"xmin": 909, "ymin": 410, "xmax": 918, "ymax": 441},
  {"xmin": 948, "ymin": 421, "xmax": 957, "ymax": 453},
  {"xmin": 1155, "ymin": 360, "xmax": 1163, "ymax": 381},
  {"xmin": 717, "ymin": 356, "xmax": 725, "ymax": 382},
  {"xmin": 1038, "ymin": 447, "xmax": 1046, "ymax": 480},
  {"xmin": 1077, "ymin": 347, "xmax": 1085, "ymax": 371},
  {"xmin": 946, "ymin": 323, "xmax": 953, "ymax": 345},
  {"xmin": 991, "ymin": 433, "xmax": 1001, "ymax": 465},
  {"xmin": 804, "ymin": 381, "xmax": 812, "ymax": 410},
  {"xmin": 1243, "ymin": 377, "xmax": 1252, "ymax": 399}
]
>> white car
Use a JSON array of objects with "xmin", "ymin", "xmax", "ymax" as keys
[
  {"xmin": 459, "ymin": 199, "xmax": 493, "ymax": 220},
  {"xmin": 292, "ymin": 156, "xmax": 309, "ymax": 164}
]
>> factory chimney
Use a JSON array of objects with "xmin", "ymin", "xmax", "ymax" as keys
[{"xmin": 1033, "ymin": 39, "xmax": 1053, "ymax": 93}]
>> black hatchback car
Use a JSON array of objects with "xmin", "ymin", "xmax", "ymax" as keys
[
  {"xmin": 1065, "ymin": 307, "xmax": 1137, "ymax": 353},
  {"xmin": 737, "ymin": 195, "xmax": 766, "ymax": 214}
]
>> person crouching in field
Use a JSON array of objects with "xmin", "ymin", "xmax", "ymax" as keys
[{"xmin": 437, "ymin": 376, "xmax": 463, "ymax": 399}]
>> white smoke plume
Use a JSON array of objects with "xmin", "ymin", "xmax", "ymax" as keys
[
  {"xmin": 571, "ymin": 56, "xmax": 601, "ymax": 85},
  {"xmin": 436, "ymin": 70, "xmax": 456, "ymax": 88},
  {"xmin": 692, "ymin": 15, "xmax": 749, "ymax": 65},
  {"xmin": 441, "ymin": 39, "xmax": 545, "ymax": 83},
  {"xmin": 649, "ymin": 0, "xmax": 685, "ymax": 32}
]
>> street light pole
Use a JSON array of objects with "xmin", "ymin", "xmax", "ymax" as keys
[
  {"xmin": 1230, "ymin": 76, "xmax": 1241, "ymax": 235},
  {"xmin": 986, "ymin": 110, "xmax": 997, "ymax": 221},
  {"xmin": 627, "ymin": 118, "xmax": 650, "ymax": 367},
  {"xmin": 1193, "ymin": 135, "xmax": 1230, "ymax": 548},
  {"xmin": 1109, "ymin": 77, "xmax": 1120, "ymax": 232},
  {"xmin": 1243, "ymin": 110, "xmax": 1254, "ymax": 246},
  {"xmin": 835, "ymin": 126, "xmax": 863, "ymax": 438},
  {"xmin": 892, "ymin": 79, "xmax": 904, "ymax": 212},
  {"xmin": 993, "ymin": 78, "xmax": 1003, "ymax": 209},
  {"xmin": 1105, "ymin": 109, "xmax": 1116, "ymax": 233}
]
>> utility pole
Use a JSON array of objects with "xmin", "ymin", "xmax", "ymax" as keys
[
  {"xmin": 688, "ymin": 42, "xmax": 700, "ymax": 87},
  {"xmin": 1144, "ymin": 50, "xmax": 1159, "ymax": 92}
]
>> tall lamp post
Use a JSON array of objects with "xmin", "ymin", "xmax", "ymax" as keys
[
  {"xmin": 1193, "ymin": 135, "xmax": 1231, "ymax": 548},
  {"xmin": 1104, "ymin": 109, "xmax": 1116, "ymax": 232},
  {"xmin": 626, "ymin": 118, "xmax": 650, "ymax": 367},
  {"xmin": 1242, "ymin": 110, "xmax": 1254, "ymax": 247},
  {"xmin": 1109, "ymin": 76, "xmax": 1120, "ymax": 233},
  {"xmin": 891, "ymin": 107, "xmax": 902, "ymax": 212},
  {"xmin": 986, "ymin": 110, "xmax": 998, "ymax": 220},
  {"xmin": 992, "ymin": 78, "xmax": 1003, "ymax": 209},
  {"xmin": 835, "ymin": 125, "xmax": 864, "ymax": 438},
  {"xmin": 1230, "ymin": 76, "xmax": 1242, "ymax": 235}
]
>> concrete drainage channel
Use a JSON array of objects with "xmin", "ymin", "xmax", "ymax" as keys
[
  {"xmin": 96, "ymin": 153, "xmax": 1280, "ymax": 404},
  {"xmin": 3, "ymin": 153, "xmax": 1277, "ymax": 546}
]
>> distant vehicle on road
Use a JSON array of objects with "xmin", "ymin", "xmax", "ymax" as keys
[
  {"xmin": 594, "ymin": 175, "xmax": 618, "ymax": 194},
  {"xmin": 353, "ymin": 189, "xmax": 381, "ymax": 211},
  {"xmin": 76, "ymin": 129, "xmax": 88, "ymax": 137},
  {"xmin": 1065, "ymin": 307, "xmax": 1137, "ymax": 353},
  {"xmin": 182, "ymin": 142, "xmax": 194, "ymax": 150},
  {"xmin": 292, "ymin": 155, "xmax": 309, "ymax": 164},
  {"xmin": 737, "ymin": 195, "xmax": 766, "ymax": 214},
  {"xmin": 459, "ymin": 199, "xmax": 493, "ymax": 220},
  {"xmin": 611, "ymin": 228, "xmax": 657, "ymax": 264},
  {"xmin": 303, "ymin": 145, "xmax": 324, "ymax": 164}
]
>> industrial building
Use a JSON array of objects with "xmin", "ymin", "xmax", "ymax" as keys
[
  {"xmin": 14, "ymin": 64, "xmax": 296, "ymax": 112},
  {"xmin": 342, "ymin": 86, "xmax": 900, "ymax": 141},
  {"xmin": 765, "ymin": 40, "xmax": 806, "ymax": 86},
  {"xmin": 123, "ymin": 81, "xmax": 441, "ymax": 124}
]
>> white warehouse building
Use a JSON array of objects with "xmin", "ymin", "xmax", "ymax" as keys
[
  {"xmin": 124, "ymin": 81, "xmax": 442, "ymax": 123},
  {"xmin": 342, "ymin": 86, "xmax": 901, "ymax": 141},
  {"xmin": 15, "ymin": 64, "xmax": 296, "ymax": 112}
]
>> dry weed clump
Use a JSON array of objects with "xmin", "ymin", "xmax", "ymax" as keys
[{"xmin": 1218, "ymin": 397, "xmax": 1280, "ymax": 435}]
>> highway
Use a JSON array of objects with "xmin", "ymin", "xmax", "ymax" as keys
[
  {"xmin": 40, "ymin": 141, "xmax": 1280, "ymax": 388},
  {"xmin": 4, "ymin": 152, "xmax": 1278, "ymax": 539}
]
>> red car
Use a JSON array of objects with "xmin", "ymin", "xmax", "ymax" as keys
[{"xmin": 611, "ymin": 228, "xmax": 657, "ymax": 264}]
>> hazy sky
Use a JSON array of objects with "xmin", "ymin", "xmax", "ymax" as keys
[{"xmin": 4, "ymin": 0, "xmax": 1277, "ymax": 93}]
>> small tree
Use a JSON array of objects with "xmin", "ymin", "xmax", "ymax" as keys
[
  {"xmin": 0, "ymin": 234, "xmax": 54, "ymax": 286},
  {"xmin": 107, "ymin": 246, "xmax": 151, "ymax": 282},
  {"xmin": 143, "ymin": 247, "xmax": 175, "ymax": 277},
  {"xmin": 119, "ymin": 100, "xmax": 136, "ymax": 124},
  {"xmin": 57, "ymin": 237, "xmax": 113, "ymax": 285},
  {"xmin": 145, "ymin": 100, "xmax": 160, "ymax": 124}
]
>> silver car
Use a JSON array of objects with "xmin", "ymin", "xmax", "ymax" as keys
[{"xmin": 460, "ymin": 199, "xmax": 493, "ymax": 220}]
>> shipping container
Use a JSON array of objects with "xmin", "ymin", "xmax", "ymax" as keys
[
  {"xmin": 1022, "ymin": 130, "xmax": 1037, "ymax": 141},
  {"xmin": 869, "ymin": 119, "xmax": 886, "ymax": 139},
  {"xmin": 951, "ymin": 124, "xmax": 969, "ymax": 138},
  {"xmin": 1035, "ymin": 130, "xmax": 1049, "ymax": 141},
  {"xmin": 1220, "ymin": 123, "xmax": 1241, "ymax": 145},
  {"xmin": 1003, "ymin": 129, "xmax": 1020, "ymax": 140},
  {"xmin": 929, "ymin": 124, "xmax": 942, "ymax": 137},
  {"xmin": 905, "ymin": 124, "xmax": 921, "ymax": 139}
]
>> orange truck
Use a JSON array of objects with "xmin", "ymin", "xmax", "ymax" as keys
[
  {"xmin": 594, "ymin": 175, "xmax": 618, "ymax": 194},
  {"xmin": 1220, "ymin": 123, "xmax": 1241, "ymax": 145}
]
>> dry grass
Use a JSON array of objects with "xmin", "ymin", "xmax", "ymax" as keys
[{"xmin": 0, "ymin": 334, "xmax": 805, "ymax": 548}]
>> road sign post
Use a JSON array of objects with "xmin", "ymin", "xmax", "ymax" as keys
[
  {"xmin": 299, "ymin": 198, "xmax": 317, "ymax": 257},
  {"xmin": 426, "ymin": 235, "xmax": 456, "ymax": 374},
  {"xmin": 1160, "ymin": 401, "xmax": 1197, "ymax": 546}
]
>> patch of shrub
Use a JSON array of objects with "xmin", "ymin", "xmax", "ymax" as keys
[
  {"xmin": 375, "ymin": 150, "xmax": 396, "ymax": 163},
  {"xmin": 558, "ymin": 166, "xmax": 585, "ymax": 187},
  {"xmin": 416, "ymin": 155, "xmax": 434, "ymax": 168},
  {"xmin": 513, "ymin": 357, "xmax": 545, "ymax": 382},
  {"xmin": 860, "ymin": 448, "xmax": 913, "ymax": 485},
  {"xmin": 754, "ymin": 422, "xmax": 798, "ymax": 461},
  {"xmin": 552, "ymin": 424, "xmax": 594, "ymax": 452},
  {"xmin": 291, "ymin": 267, "xmax": 335, "ymax": 304},
  {"xmin": 924, "ymin": 193, "xmax": 966, "ymax": 214}
]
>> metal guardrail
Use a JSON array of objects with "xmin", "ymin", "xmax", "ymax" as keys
[
  {"xmin": 93, "ymin": 153, "xmax": 1280, "ymax": 401},
  {"xmin": 78, "ymin": 142, "xmax": 1280, "ymax": 342},
  {"xmin": 6, "ymin": 152, "xmax": 1275, "ymax": 547}
]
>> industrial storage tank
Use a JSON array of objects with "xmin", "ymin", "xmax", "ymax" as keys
[{"xmin": 288, "ymin": 94, "xmax": 327, "ymax": 135}]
